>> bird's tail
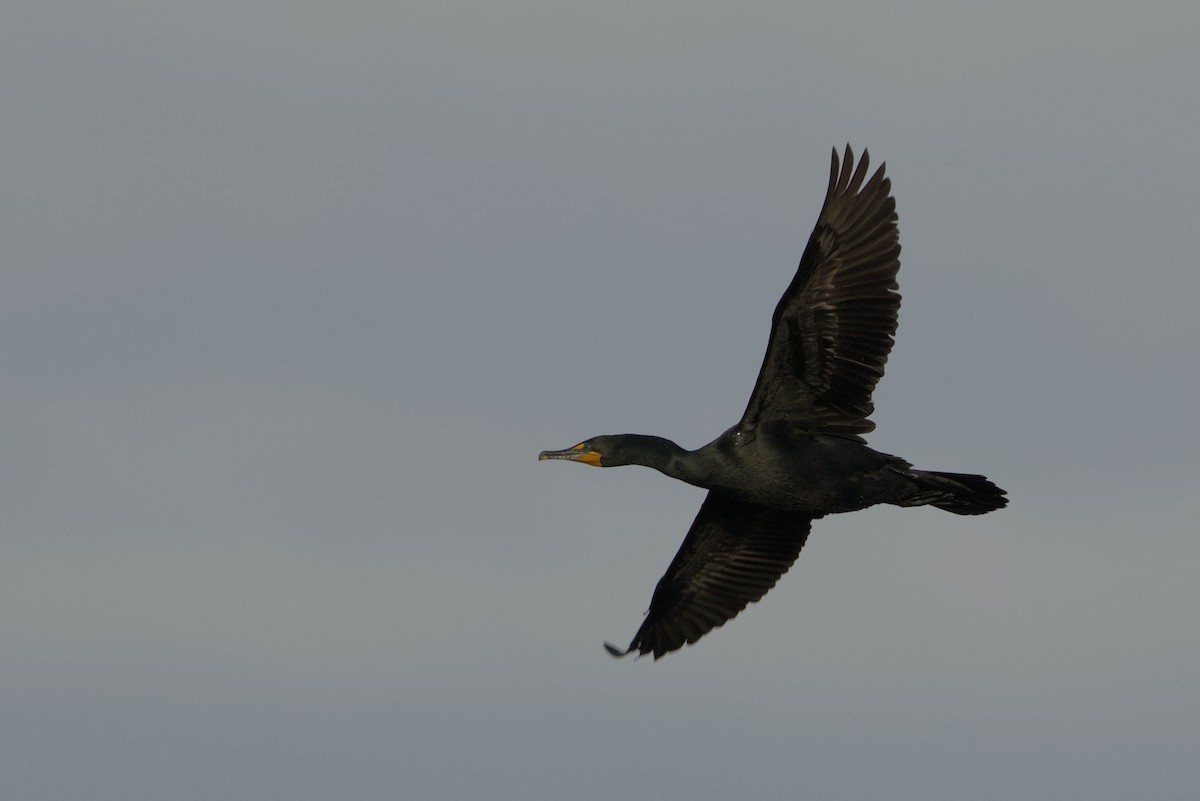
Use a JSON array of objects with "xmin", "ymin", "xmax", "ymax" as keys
[{"xmin": 907, "ymin": 470, "xmax": 1008, "ymax": 515}]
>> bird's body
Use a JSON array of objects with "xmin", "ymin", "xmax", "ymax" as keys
[
  {"xmin": 588, "ymin": 427, "xmax": 924, "ymax": 515},
  {"xmin": 540, "ymin": 147, "xmax": 1006, "ymax": 659}
]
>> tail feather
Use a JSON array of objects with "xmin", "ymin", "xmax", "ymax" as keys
[{"xmin": 911, "ymin": 470, "xmax": 1007, "ymax": 515}]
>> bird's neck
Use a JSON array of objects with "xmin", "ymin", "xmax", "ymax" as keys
[{"xmin": 624, "ymin": 435, "xmax": 718, "ymax": 488}]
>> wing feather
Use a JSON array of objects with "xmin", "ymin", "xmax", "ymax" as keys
[
  {"xmin": 739, "ymin": 145, "xmax": 901, "ymax": 435},
  {"xmin": 606, "ymin": 492, "xmax": 812, "ymax": 659}
]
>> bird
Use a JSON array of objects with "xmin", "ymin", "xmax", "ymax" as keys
[{"xmin": 539, "ymin": 146, "xmax": 1006, "ymax": 660}]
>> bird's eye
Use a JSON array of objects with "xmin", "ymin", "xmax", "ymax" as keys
[{"xmin": 579, "ymin": 443, "xmax": 592, "ymax": 452}]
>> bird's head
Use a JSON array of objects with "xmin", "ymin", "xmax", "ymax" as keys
[
  {"xmin": 538, "ymin": 435, "xmax": 647, "ymax": 467},
  {"xmin": 540, "ymin": 434, "xmax": 619, "ymax": 465}
]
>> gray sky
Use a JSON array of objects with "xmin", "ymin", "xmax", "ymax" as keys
[{"xmin": 3, "ymin": 1, "xmax": 1199, "ymax": 799}]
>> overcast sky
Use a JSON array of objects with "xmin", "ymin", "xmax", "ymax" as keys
[{"xmin": 3, "ymin": 2, "xmax": 1199, "ymax": 799}]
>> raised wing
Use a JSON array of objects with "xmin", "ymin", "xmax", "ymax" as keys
[
  {"xmin": 605, "ymin": 492, "xmax": 812, "ymax": 660},
  {"xmin": 740, "ymin": 146, "xmax": 901, "ymax": 435}
]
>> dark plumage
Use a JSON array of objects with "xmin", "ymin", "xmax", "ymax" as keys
[{"xmin": 539, "ymin": 146, "xmax": 1006, "ymax": 660}]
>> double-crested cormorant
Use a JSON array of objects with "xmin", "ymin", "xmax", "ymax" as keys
[{"xmin": 539, "ymin": 146, "xmax": 1006, "ymax": 660}]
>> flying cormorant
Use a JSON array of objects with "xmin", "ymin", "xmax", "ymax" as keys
[{"xmin": 539, "ymin": 146, "xmax": 1007, "ymax": 659}]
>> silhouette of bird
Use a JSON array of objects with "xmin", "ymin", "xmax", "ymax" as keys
[{"xmin": 539, "ymin": 146, "xmax": 1006, "ymax": 659}]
